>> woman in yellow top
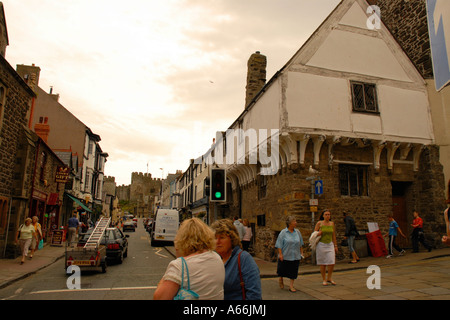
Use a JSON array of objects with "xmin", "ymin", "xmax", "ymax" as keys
[
  {"xmin": 30, "ymin": 216, "xmax": 42, "ymax": 258},
  {"xmin": 314, "ymin": 209, "xmax": 337, "ymax": 286},
  {"xmin": 15, "ymin": 218, "xmax": 37, "ymax": 265}
]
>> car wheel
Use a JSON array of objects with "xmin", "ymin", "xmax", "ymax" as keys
[
  {"xmin": 101, "ymin": 259, "xmax": 107, "ymax": 273},
  {"xmin": 117, "ymin": 252, "xmax": 123, "ymax": 264},
  {"xmin": 123, "ymin": 247, "xmax": 128, "ymax": 258}
]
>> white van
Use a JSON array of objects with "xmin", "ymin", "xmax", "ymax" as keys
[{"xmin": 151, "ymin": 209, "xmax": 179, "ymax": 246}]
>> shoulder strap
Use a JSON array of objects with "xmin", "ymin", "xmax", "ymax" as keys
[
  {"xmin": 180, "ymin": 257, "xmax": 190, "ymax": 290},
  {"xmin": 238, "ymin": 251, "xmax": 246, "ymax": 300}
]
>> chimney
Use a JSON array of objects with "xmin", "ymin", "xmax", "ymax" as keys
[
  {"xmin": 245, "ymin": 51, "xmax": 266, "ymax": 109},
  {"xmin": 34, "ymin": 116, "xmax": 50, "ymax": 143},
  {"xmin": 16, "ymin": 64, "xmax": 41, "ymax": 92}
]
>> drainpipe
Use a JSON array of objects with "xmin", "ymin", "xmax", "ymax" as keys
[
  {"xmin": 2, "ymin": 196, "xmax": 13, "ymax": 258},
  {"xmin": 29, "ymin": 138, "xmax": 41, "ymax": 218}
]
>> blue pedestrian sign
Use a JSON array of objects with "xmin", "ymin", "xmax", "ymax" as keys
[
  {"xmin": 427, "ymin": 0, "xmax": 450, "ymax": 91},
  {"xmin": 315, "ymin": 180, "xmax": 323, "ymax": 195}
]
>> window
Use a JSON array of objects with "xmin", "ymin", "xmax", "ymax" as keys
[
  {"xmin": 257, "ymin": 214, "xmax": 266, "ymax": 227},
  {"xmin": 0, "ymin": 197, "xmax": 8, "ymax": 235},
  {"xmin": 339, "ymin": 164, "xmax": 369, "ymax": 196},
  {"xmin": 351, "ymin": 81, "xmax": 378, "ymax": 113},
  {"xmin": 85, "ymin": 172, "xmax": 90, "ymax": 191},
  {"xmin": 39, "ymin": 152, "xmax": 47, "ymax": 181},
  {"xmin": 258, "ymin": 174, "xmax": 267, "ymax": 200}
]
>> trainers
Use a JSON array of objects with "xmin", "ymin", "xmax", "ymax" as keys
[
  {"xmin": 386, "ymin": 255, "xmax": 392, "ymax": 259},
  {"xmin": 399, "ymin": 250, "xmax": 405, "ymax": 256}
]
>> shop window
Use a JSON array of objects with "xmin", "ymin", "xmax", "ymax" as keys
[{"xmin": 339, "ymin": 164, "xmax": 369, "ymax": 196}]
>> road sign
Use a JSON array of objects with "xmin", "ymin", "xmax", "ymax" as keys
[
  {"xmin": 315, "ymin": 180, "xmax": 323, "ymax": 195},
  {"xmin": 309, "ymin": 199, "xmax": 318, "ymax": 206},
  {"xmin": 427, "ymin": 0, "xmax": 450, "ymax": 91}
]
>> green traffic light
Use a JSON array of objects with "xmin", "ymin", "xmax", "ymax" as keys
[{"xmin": 215, "ymin": 191, "xmax": 222, "ymax": 199}]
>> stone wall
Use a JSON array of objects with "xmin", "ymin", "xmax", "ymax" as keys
[
  {"xmin": 231, "ymin": 141, "xmax": 446, "ymax": 261},
  {"xmin": 0, "ymin": 56, "xmax": 34, "ymax": 198},
  {"xmin": 375, "ymin": 0, "xmax": 433, "ymax": 79}
]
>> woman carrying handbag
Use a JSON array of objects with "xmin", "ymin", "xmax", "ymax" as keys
[{"xmin": 154, "ymin": 218, "xmax": 225, "ymax": 300}]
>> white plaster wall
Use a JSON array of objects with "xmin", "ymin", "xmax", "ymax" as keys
[
  {"xmin": 244, "ymin": 79, "xmax": 281, "ymax": 131},
  {"xmin": 379, "ymin": 85, "xmax": 433, "ymax": 140},
  {"xmin": 306, "ymin": 29, "xmax": 411, "ymax": 82},
  {"xmin": 285, "ymin": 72, "xmax": 433, "ymax": 142},
  {"xmin": 286, "ymin": 72, "xmax": 351, "ymax": 132}
]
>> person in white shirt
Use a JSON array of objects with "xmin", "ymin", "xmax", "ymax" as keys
[
  {"xmin": 242, "ymin": 219, "xmax": 252, "ymax": 251},
  {"xmin": 233, "ymin": 216, "xmax": 245, "ymax": 240},
  {"xmin": 154, "ymin": 218, "xmax": 225, "ymax": 300}
]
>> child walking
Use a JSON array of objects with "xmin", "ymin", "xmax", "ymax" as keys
[{"xmin": 385, "ymin": 215, "xmax": 406, "ymax": 258}]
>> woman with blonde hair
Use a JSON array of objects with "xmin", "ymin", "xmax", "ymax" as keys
[
  {"xmin": 154, "ymin": 218, "xmax": 225, "ymax": 300},
  {"xmin": 15, "ymin": 217, "xmax": 37, "ymax": 265}
]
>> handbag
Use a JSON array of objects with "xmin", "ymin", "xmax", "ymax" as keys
[
  {"xmin": 17, "ymin": 224, "xmax": 23, "ymax": 240},
  {"xmin": 341, "ymin": 238, "xmax": 348, "ymax": 246},
  {"xmin": 238, "ymin": 251, "xmax": 246, "ymax": 300},
  {"xmin": 38, "ymin": 239, "xmax": 44, "ymax": 250},
  {"xmin": 173, "ymin": 257, "xmax": 199, "ymax": 300}
]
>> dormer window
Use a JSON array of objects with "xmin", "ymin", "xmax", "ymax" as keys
[{"xmin": 351, "ymin": 81, "xmax": 379, "ymax": 114}]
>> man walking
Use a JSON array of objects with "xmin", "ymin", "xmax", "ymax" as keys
[
  {"xmin": 385, "ymin": 215, "xmax": 406, "ymax": 258},
  {"xmin": 411, "ymin": 211, "xmax": 432, "ymax": 253},
  {"xmin": 67, "ymin": 212, "xmax": 79, "ymax": 247}
]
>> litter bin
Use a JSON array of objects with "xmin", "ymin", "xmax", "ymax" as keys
[
  {"xmin": 366, "ymin": 229, "xmax": 388, "ymax": 257},
  {"xmin": 354, "ymin": 237, "xmax": 369, "ymax": 258}
]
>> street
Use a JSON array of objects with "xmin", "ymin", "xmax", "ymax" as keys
[
  {"xmin": 0, "ymin": 222, "xmax": 173, "ymax": 300},
  {"xmin": 1, "ymin": 220, "xmax": 450, "ymax": 301}
]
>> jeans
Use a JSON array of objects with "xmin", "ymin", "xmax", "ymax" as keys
[{"xmin": 347, "ymin": 235, "xmax": 355, "ymax": 253}]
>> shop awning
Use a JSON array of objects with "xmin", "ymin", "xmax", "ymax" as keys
[{"xmin": 66, "ymin": 193, "xmax": 92, "ymax": 213}]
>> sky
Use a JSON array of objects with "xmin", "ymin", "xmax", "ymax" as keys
[{"xmin": 3, "ymin": 0, "xmax": 341, "ymax": 186}]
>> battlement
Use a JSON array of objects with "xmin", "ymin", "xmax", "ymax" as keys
[
  {"xmin": 104, "ymin": 176, "xmax": 116, "ymax": 182},
  {"xmin": 131, "ymin": 172, "xmax": 162, "ymax": 183}
]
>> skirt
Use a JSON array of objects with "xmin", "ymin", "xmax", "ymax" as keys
[
  {"xmin": 316, "ymin": 242, "xmax": 335, "ymax": 265},
  {"xmin": 277, "ymin": 259, "xmax": 300, "ymax": 279}
]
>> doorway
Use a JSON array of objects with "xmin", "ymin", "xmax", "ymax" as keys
[{"xmin": 391, "ymin": 181, "xmax": 412, "ymax": 248}]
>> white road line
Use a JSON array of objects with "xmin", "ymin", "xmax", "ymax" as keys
[
  {"xmin": 154, "ymin": 248, "xmax": 168, "ymax": 258},
  {"xmin": 29, "ymin": 286, "xmax": 158, "ymax": 295}
]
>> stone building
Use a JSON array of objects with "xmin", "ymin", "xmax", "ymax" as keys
[
  {"xmin": 0, "ymin": 2, "xmax": 38, "ymax": 257},
  {"xmin": 117, "ymin": 172, "xmax": 162, "ymax": 217},
  {"xmin": 369, "ymin": 0, "xmax": 450, "ymax": 210},
  {"xmin": 15, "ymin": 127, "xmax": 65, "ymax": 245},
  {"xmin": 15, "ymin": 64, "xmax": 109, "ymax": 217},
  {"xmin": 205, "ymin": 0, "xmax": 446, "ymax": 261}
]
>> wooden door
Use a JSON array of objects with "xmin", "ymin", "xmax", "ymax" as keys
[{"xmin": 392, "ymin": 196, "xmax": 409, "ymax": 248}]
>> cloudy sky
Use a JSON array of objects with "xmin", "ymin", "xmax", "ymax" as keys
[{"xmin": 3, "ymin": 0, "xmax": 340, "ymax": 185}]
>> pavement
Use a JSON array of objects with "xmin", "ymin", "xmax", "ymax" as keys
[{"xmin": 2, "ymin": 242, "xmax": 450, "ymax": 291}]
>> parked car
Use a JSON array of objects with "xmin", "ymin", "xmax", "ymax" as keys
[
  {"xmin": 132, "ymin": 218, "xmax": 138, "ymax": 228},
  {"xmin": 123, "ymin": 221, "xmax": 136, "ymax": 232},
  {"xmin": 145, "ymin": 219, "xmax": 154, "ymax": 233},
  {"xmin": 104, "ymin": 227, "xmax": 129, "ymax": 264}
]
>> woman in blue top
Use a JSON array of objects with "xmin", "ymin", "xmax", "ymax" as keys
[
  {"xmin": 275, "ymin": 216, "xmax": 304, "ymax": 292},
  {"xmin": 211, "ymin": 219, "xmax": 262, "ymax": 300}
]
